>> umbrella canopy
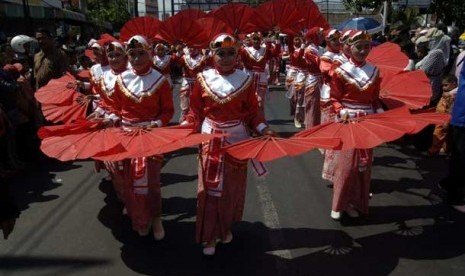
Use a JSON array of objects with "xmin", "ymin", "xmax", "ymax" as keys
[
  {"xmin": 34, "ymin": 73, "xmax": 78, "ymax": 105},
  {"xmin": 338, "ymin": 17, "xmax": 383, "ymax": 34},
  {"xmin": 221, "ymin": 136, "xmax": 340, "ymax": 162},
  {"xmin": 379, "ymin": 70, "xmax": 432, "ymax": 110},
  {"xmin": 295, "ymin": 107, "xmax": 417, "ymax": 150}
]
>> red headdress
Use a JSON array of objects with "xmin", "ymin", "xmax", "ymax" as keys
[{"xmin": 347, "ymin": 30, "xmax": 371, "ymax": 45}]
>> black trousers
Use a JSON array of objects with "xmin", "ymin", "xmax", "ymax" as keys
[{"xmin": 441, "ymin": 125, "xmax": 465, "ymax": 205}]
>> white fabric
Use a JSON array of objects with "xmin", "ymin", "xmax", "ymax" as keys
[
  {"xmin": 243, "ymin": 46, "xmax": 266, "ymax": 62},
  {"xmin": 337, "ymin": 61, "xmax": 378, "ymax": 90},
  {"xmin": 201, "ymin": 68, "xmax": 250, "ymax": 98}
]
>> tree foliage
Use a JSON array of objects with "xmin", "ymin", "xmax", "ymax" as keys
[
  {"xmin": 430, "ymin": 0, "xmax": 465, "ymax": 29},
  {"xmin": 342, "ymin": 0, "xmax": 384, "ymax": 14},
  {"xmin": 87, "ymin": 0, "xmax": 131, "ymax": 31}
]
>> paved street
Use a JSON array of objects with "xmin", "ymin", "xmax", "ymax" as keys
[{"xmin": 1, "ymin": 86, "xmax": 465, "ymax": 276}]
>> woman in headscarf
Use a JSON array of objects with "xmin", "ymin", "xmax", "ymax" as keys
[
  {"xmin": 325, "ymin": 31, "xmax": 383, "ymax": 220},
  {"xmin": 112, "ymin": 35, "xmax": 174, "ymax": 239},
  {"xmin": 182, "ymin": 33, "xmax": 276, "ymax": 255}
]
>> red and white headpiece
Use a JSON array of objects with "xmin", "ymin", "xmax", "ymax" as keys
[
  {"xmin": 347, "ymin": 30, "xmax": 371, "ymax": 45},
  {"xmin": 210, "ymin": 33, "xmax": 237, "ymax": 50},
  {"xmin": 106, "ymin": 41, "xmax": 125, "ymax": 53},
  {"xmin": 324, "ymin": 29, "xmax": 341, "ymax": 42},
  {"xmin": 340, "ymin": 29, "xmax": 354, "ymax": 44},
  {"xmin": 125, "ymin": 35, "xmax": 152, "ymax": 52}
]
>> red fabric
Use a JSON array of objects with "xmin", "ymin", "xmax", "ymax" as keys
[
  {"xmin": 296, "ymin": 107, "xmax": 417, "ymax": 150},
  {"xmin": 329, "ymin": 63, "xmax": 382, "ymax": 114},
  {"xmin": 250, "ymin": 0, "xmax": 303, "ymax": 34},
  {"xmin": 40, "ymin": 126, "xmax": 122, "ymax": 161},
  {"xmin": 304, "ymin": 81, "xmax": 322, "ymax": 128},
  {"xmin": 37, "ymin": 119, "xmax": 99, "ymax": 139},
  {"xmin": 196, "ymin": 155, "xmax": 248, "ymax": 243},
  {"xmin": 195, "ymin": 17, "xmax": 233, "ymax": 43},
  {"xmin": 287, "ymin": 0, "xmax": 329, "ymax": 35},
  {"xmin": 40, "ymin": 93, "xmax": 89, "ymax": 124},
  {"xmin": 93, "ymin": 126, "xmax": 196, "ymax": 161},
  {"xmin": 120, "ymin": 16, "xmax": 161, "ymax": 42},
  {"xmin": 113, "ymin": 76, "xmax": 174, "ymax": 126},
  {"xmin": 34, "ymin": 73, "xmax": 77, "ymax": 105},
  {"xmin": 222, "ymin": 136, "xmax": 340, "ymax": 162},
  {"xmin": 123, "ymin": 157, "xmax": 163, "ymax": 232},
  {"xmin": 183, "ymin": 73, "xmax": 265, "ymax": 132},
  {"xmin": 367, "ymin": 42, "xmax": 409, "ymax": 85},
  {"xmin": 380, "ymin": 70, "xmax": 432, "ymax": 109},
  {"xmin": 330, "ymin": 148, "xmax": 373, "ymax": 214},
  {"xmin": 409, "ymin": 109, "xmax": 451, "ymax": 134},
  {"xmin": 208, "ymin": 3, "xmax": 255, "ymax": 36},
  {"xmin": 155, "ymin": 13, "xmax": 208, "ymax": 48}
]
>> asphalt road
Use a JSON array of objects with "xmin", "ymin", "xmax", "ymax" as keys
[{"xmin": 1, "ymin": 84, "xmax": 464, "ymax": 276}]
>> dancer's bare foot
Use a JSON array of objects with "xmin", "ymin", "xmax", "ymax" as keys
[
  {"xmin": 152, "ymin": 217, "xmax": 165, "ymax": 240},
  {"xmin": 203, "ymin": 240, "xmax": 217, "ymax": 256}
]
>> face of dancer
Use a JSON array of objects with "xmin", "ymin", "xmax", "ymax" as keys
[
  {"xmin": 214, "ymin": 47, "xmax": 237, "ymax": 72},
  {"xmin": 293, "ymin": 37, "xmax": 302, "ymax": 48},
  {"xmin": 107, "ymin": 51, "xmax": 126, "ymax": 72},
  {"xmin": 155, "ymin": 47, "xmax": 165, "ymax": 57},
  {"xmin": 127, "ymin": 48, "xmax": 150, "ymax": 71},
  {"xmin": 328, "ymin": 39, "xmax": 341, "ymax": 51},
  {"xmin": 350, "ymin": 40, "xmax": 371, "ymax": 63}
]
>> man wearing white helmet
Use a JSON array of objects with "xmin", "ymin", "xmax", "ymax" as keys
[{"xmin": 10, "ymin": 35, "xmax": 35, "ymax": 55}]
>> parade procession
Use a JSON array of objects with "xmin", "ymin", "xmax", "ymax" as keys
[{"xmin": 1, "ymin": 0, "xmax": 465, "ymax": 275}]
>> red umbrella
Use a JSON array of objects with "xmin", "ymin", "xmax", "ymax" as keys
[
  {"xmin": 93, "ymin": 125, "xmax": 203, "ymax": 161},
  {"xmin": 380, "ymin": 70, "xmax": 432, "ymax": 109},
  {"xmin": 251, "ymin": 0, "xmax": 305, "ymax": 34},
  {"xmin": 409, "ymin": 109, "xmax": 451, "ymax": 134},
  {"xmin": 295, "ymin": 107, "xmax": 417, "ymax": 150},
  {"xmin": 208, "ymin": 3, "xmax": 256, "ymax": 36},
  {"xmin": 120, "ymin": 16, "xmax": 161, "ymax": 42},
  {"xmin": 196, "ymin": 17, "xmax": 233, "ymax": 43},
  {"xmin": 34, "ymin": 73, "xmax": 77, "ymax": 105},
  {"xmin": 367, "ymin": 42, "xmax": 409, "ymax": 84},
  {"xmin": 155, "ymin": 12, "xmax": 208, "ymax": 48},
  {"xmin": 41, "ymin": 93, "xmax": 90, "ymax": 124},
  {"xmin": 40, "ymin": 127, "xmax": 123, "ymax": 162},
  {"xmin": 37, "ymin": 118, "xmax": 99, "ymax": 139},
  {"xmin": 172, "ymin": 8, "xmax": 207, "ymax": 21},
  {"xmin": 221, "ymin": 135, "xmax": 340, "ymax": 162}
]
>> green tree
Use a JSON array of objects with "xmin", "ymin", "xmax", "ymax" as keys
[
  {"xmin": 87, "ymin": 0, "xmax": 131, "ymax": 31},
  {"xmin": 342, "ymin": 0, "xmax": 384, "ymax": 14},
  {"xmin": 430, "ymin": 0, "xmax": 465, "ymax": 29}
]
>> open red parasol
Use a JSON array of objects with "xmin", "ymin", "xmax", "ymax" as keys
[
  {"xmin": 367, "ymin": 42, "xmax": 409, "ymax": 84},
  {"xmin": 196, "ymin": 17, "xmax": 233, "ymax": 43},
  {"xmin": 251, "ymin": 0, "xmax": 305, "ymax": 34},
  {"xmin": 379, "ymin": 70, "xmax": 432, "ymax": 110},
  {"xmin": 221, "ymin": 135, "xmax": 340, "ymax": 162},
  {"xmin": 120, "ymin": 16, "xmax": 161, "ymax": 42},
  {"xmin": 40, "ymin": 93, "xmax": 90, "ymax": 124},
  {"xmin": 40, "ymin": 126, "xmax": 123, "ymax": 162},
  {"xmin": 208, "ymin": 3, "xmax": 256, "ymax": 36},
  {"xmin": 408, "ymin": 109, "xmax": 451, "ymax": 134},
  {"xmin": 155, "ymin": 12, "xmax": 208, "ymax": 48},
  {"xmin": 93, "ymin": 125, "xmax": 218, "ymax": 161},
  {"xmin": 295, "ymin": 107, "xmax": 417, "ymax": 150},
  {"xmin": 34, "ymin": 73, "xmax": 77, "ymax": 105}
]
